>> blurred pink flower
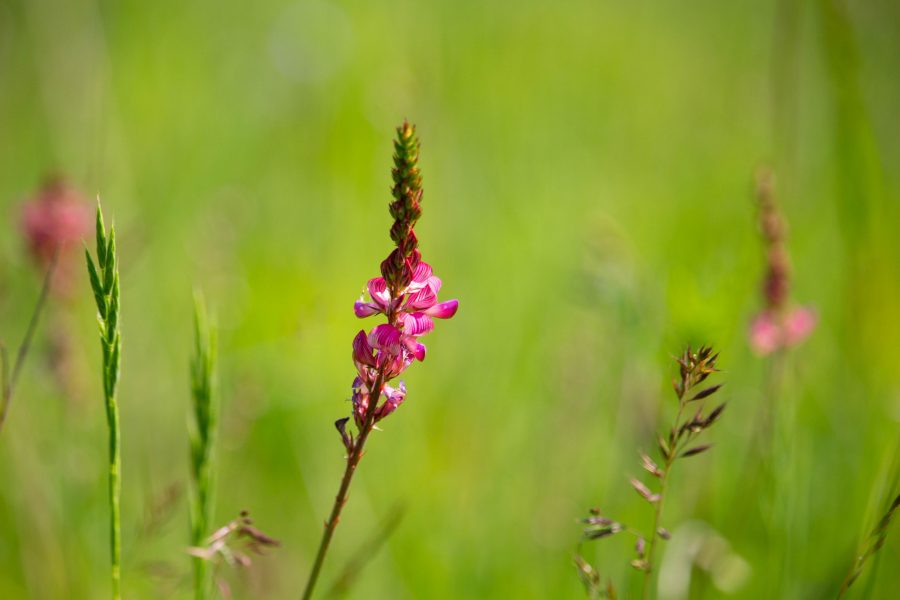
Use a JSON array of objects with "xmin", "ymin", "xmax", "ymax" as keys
[
  {"xmin": 749, "ymin": 169, "xmax": 815, "ymax": 356},
  {"xmin": 749, "ymin": 307, "xmax": 817, "ymax": 356},
  {"xmin": 20, "ymin": 178, "xmax": 91, "ymax": 266},
  {"xmin": 19, "ymin": 177, "xmax": 92, "ymax": 294}
]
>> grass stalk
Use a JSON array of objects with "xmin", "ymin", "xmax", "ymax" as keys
[
  {"xmin": 85, "ymin": 204, "xmax": 123, "ymax": 600},
  {"xmin": 189, "ymin": 293, "xmax": 217, "ymax": 600}
]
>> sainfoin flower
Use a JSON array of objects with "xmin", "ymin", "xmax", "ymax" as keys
[
  {"xmin": 748, "ymin": 168, "xmax": 816, "ymax": 355},
  {"xmin": 343, "ymin": 121, "xmax": 458, "ymax": 442},
  {"xmin": 303, "ymin": 122, "xmax": 459, "ymax": 600}
]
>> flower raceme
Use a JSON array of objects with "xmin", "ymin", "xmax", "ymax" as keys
[
  {"xmin": 342, "ymin": 122, "xmax": 458, "ymax": 436},
  {"xmin": 301, "ymin": 122, "xmax": 458, "ymax": 600}
]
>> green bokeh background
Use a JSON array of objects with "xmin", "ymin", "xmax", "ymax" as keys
[{"xmin": 2, "ymin": 0, "xmax": 899, "ymax": 598}]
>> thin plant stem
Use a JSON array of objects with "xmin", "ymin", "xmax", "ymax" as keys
[
  {"xmin": 642, "ymin": 454, "xmax": 673, "ymax": 600},
  {"xmin": 0, "ymin": 247, "xmax": 59, "ymax": 433},
  {"xmin": 301, "ymin": 369, "xmax": 386, "ymax": 600}
]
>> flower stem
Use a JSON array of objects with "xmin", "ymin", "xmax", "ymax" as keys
[{"xmin": 301, "ymin": 370, "xmax": 386, "ymax": 600}]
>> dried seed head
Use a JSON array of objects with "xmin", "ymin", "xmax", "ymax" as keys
[
  {"xmin": 640, "ymin": 452, "xmax": 663, "ymax": 477},
  {"xmin": 630, "ymin": 478, "xmax": 661, "ymax": 503}
]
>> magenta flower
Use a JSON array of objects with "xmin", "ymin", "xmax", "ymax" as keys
[{"xmin": 343, "ymin": 121, "xmax": 458, "ymax": 441}]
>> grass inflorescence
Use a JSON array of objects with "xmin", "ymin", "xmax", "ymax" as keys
[
  {"xmin": 188, "ymin": 292, "xmax": 218, "ymax": 600},
  {"xmin": 84, "ymin": 203, "xmax": 123, "ymax": 600},
  {"xmin": 576, "ymin": 346, "xmax": 726, "ymax": 600}
]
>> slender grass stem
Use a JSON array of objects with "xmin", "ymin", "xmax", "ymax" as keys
[
  {"xmin": 301, "ymin": 369, "xmax": 386, "ymax": 600},
  {"xmin": 641, "ymin": 455, "xmax": 673, "ymax": 600},
  {"xmin": 0, "ymin": 247, "xmax": 59, "ymax": 433}
]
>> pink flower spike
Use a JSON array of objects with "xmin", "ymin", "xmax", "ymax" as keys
[
  {"xmin": 749, "ymin": 312, "xmax": 781, "ymax": 356},
  {"xmin": 423, "ymin": 299, "xmax": 458, "ymax": 319},
  {"xmin": 785, "ymin": 306, "xmax": 816, "ymax": 346}
]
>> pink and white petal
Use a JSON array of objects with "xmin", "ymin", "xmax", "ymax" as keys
[
  {"xmin": 352, "ymin": 330, "xmax": 377, "ymax": 367},
  {"xmin": 354, "ymin": 301, "xmax": 381, "ymax": 318},
  {"xmin": 423, "ymin": 299, "xmax": 458, "ymax": 319},
  {"xmin": 404, "ymin": 262, "xmax": 434, "ymax": 293},
  {"xmin": 412, "ymin": 262, "xmax": 432, "ymax": 283},
  {"xmin": 368, "ymin": 324, "xmax": 402, "ymax": 352},
  {"xmin": 749, "ymin": 312, "xmax": 781, "ymax": 356},
  {"xmin": 403, "ymin": 337, "xmax": 426, "ymax": 361},
  {"xmin": 785, "ymin": 307, "xmax": 817, "ymax": 346},
  {"xmin": 405, "ymin": 286, "xmax": 437, "ymax": 311},
  {"xmin": 425, "ymin": 275, "xmax": 442, "ymax": 295},
  {"xmin": 401, "ymin": 312, "xmax": 435, "ymax": 337},
  {"xmin": 367, "ymin": 277, "xmax": 391, "ymax": 308}
]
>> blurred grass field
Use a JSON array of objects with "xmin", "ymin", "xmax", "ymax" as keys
[{"xmin": 2, "ymin": 0, "xmax": 900, "ymax": 598}]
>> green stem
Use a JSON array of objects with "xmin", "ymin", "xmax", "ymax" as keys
[
  {"xmin": 301, "ymin": 370, "xmax": 386, "ymax": 600},
  {"xmin": 106, "ymin": 390, "xmax": 121, "ymax": 600}
]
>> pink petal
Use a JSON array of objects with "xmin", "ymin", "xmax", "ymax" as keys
[
  {"xmin": 404, "ymin": 286, "xmax": 437, "ymax": 311},
  {"xmin": 425, "ymin": 275, "xmax": 442, "ymax": 295},
  {"xmin": 367, "ymin": 277, "xmax": 391, "ymax": 308},
  {"xmin": 352, "ymin": 330, "xmax": 376, "ymax": 367},
  {"xmin": 401, "ymin": 313, "xmax": 435, "ymax": 337},
  {"xmin": 375, "ymin": 381, "xmax": 408, "ymax": 421},
  {"xmin": 423, "ymin": 299, "xmax": 458, "ymax": 319},
  {"xmin": 785, "ymin": 307, "xmax": 816, "ymax": 346},
  {"xmin": 368, "ymin": 324, "xmax": 402, "ymax": 352},
  {"xmin": 749, "ymin": 312, "xmax": 780, "ymax": 356},
  {"xmin": 354, "ymin": 301, "xmax": 381, "ymax": 318},
  {"xmin": 403, "ymin": 338, "xmax": 426, "ymax": 361},
  {"xmin": 412, "ymin": 262, "xmax": 432, "ymax": 283},
  {"xmin": 404, "ymin": 262, "xmax": 434, "ymax": 293}
]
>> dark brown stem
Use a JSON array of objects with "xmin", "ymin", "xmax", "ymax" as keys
[
  {"xmin": 301, "ymin": 369, "xmax": 386, "ymax": 600},
  {"xmin": 0, "ymin": 248, "xmax": 58, "ymax": 433}
]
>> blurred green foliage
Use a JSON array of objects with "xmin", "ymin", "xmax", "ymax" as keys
[{"xmin": 1, "ymin": 0, "xmax": 899, "ymax": 598}]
